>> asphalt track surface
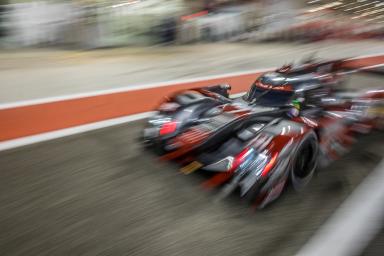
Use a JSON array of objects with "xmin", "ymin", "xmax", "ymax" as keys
[
  {"xmin": 362, "ymin": 229, "xmax": 384, "ymax": 256},
  {"xmin": 0, "ymin": 74, "xmax": 383, "ymax": 256}
]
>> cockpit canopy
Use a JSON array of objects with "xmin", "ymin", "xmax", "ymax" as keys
[
  {"xmin": 244, "ymin": 72, "xmax": 294, "ymax": 107},
  {"xmin": 257, "ymin": 72, "xmax": 287, "ymax": 86}
]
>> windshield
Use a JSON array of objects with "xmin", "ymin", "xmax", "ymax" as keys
[
  {"xmin": 244, "ymin": 73, "xmax": 293, "ymax": 106},
  {"xmin": 244, "ymin": 85, "xmax": 293, "ymax": 106},
  {"xmin": 258, "ymin": 72, "xmax": 286, "ymax": 86}
]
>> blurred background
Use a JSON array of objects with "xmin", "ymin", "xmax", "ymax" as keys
[{"xmin": 0, "ymin": 0, "xmax": 383, "ymax": 48}]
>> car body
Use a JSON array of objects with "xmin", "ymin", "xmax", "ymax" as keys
[{"xmin": 142, "ymin": 58, "xmax": 384, "ymax": 208}]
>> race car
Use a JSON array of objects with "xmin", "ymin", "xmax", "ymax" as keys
[
  {"xmin": 143, "ymin": 57, "xmax": 346, "ymax": 147},
  {"xmin": 142, "ymin": 58, "xmax": 384, "ymax": 208}
]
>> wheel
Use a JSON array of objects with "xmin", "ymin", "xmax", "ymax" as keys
[{"xmin": 290, "ymin": 131, "xmax": 319, "ymax": 191}]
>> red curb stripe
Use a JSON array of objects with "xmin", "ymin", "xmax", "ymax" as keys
[
  {"xmin": 345, "ymin": 55, "xmax": 384, "ymax": 69},
  {"xmin": 0, "ymin": 73, "xmax": 259, "ymax": 141}
]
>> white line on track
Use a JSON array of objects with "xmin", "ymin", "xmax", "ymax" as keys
[
  {"xmin": 341, "ymin": 63, "xmax": 384, "ymax": 75},
  {"xmin": 0, "ymin": 111, "xmax": 154, "ymax": 152},
  {"xmin": 0, "ymin": 68, "xmax": 272, "ymax": 110},
  {"xmin": 1, "ymin": 53, "xmax": 383, "ymax": 110},
  {"xmin": 296, "ymin": 159, "xmax": 384, "ymax": 256},
  {"xmin": 348, "ymin": 52, "xmax": 384, "ymax": 60}
]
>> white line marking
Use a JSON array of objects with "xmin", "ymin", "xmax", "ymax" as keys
[
  {"xmin": 0, "ymin": 112, "xmax": 154, "ymax": 152},
  {"xmin": 296, "ymin": 159, "xmax": 384, "ymax": 256},
  {"xmin": 0, "ymin": 68, "xmax": 272, "ymax": 110},
  {"xmin": 1, "ymin": 53, "xmax": 383, "ymax": 110},
  {"xmin": 0, "ymin": 53, "xmax": 384, "ymax": 110},
  {"xmin": 348, "ymin": 52, "xmax": 384, "ymax": 60},
  {"xmin": 340, "ymin": 63, "xmax": 384, "ymax": 75},
  {"xmin": 358, "ymin": 63, "xmax": 384, "ymax": 71}
]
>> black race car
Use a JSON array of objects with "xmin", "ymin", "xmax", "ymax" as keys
[{"xmin": 142, "ymin": 58, "xmax": 384, "ymax": 208}]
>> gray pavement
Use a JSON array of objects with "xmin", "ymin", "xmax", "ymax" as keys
[
  {"xmin": 362, "ymin": 230, "xmax": 384, "ymax": 256},
  {"xmin": 0, "ymin": 74, "xmax": 383, "ymax": 256},
  {"xmin": 1, "ymin": 41, "xmax": 384, "ymax": 103},
  {"xmin": 0, "ymin": 120, "xmax": 383, "ymax": 256}
]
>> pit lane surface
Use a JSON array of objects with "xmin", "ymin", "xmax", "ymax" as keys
[
  {"xmin": 0, "ymin": 74, "xmax": 383, "ymax": 256},
  {"xmin": 362, "ymin": 229, "xmax": 384, "ymax": 256}
]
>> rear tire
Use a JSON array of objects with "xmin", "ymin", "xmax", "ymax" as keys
[{"xmin": 290, "ymin": 131, "xmax": 319, "ymax": 191}]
